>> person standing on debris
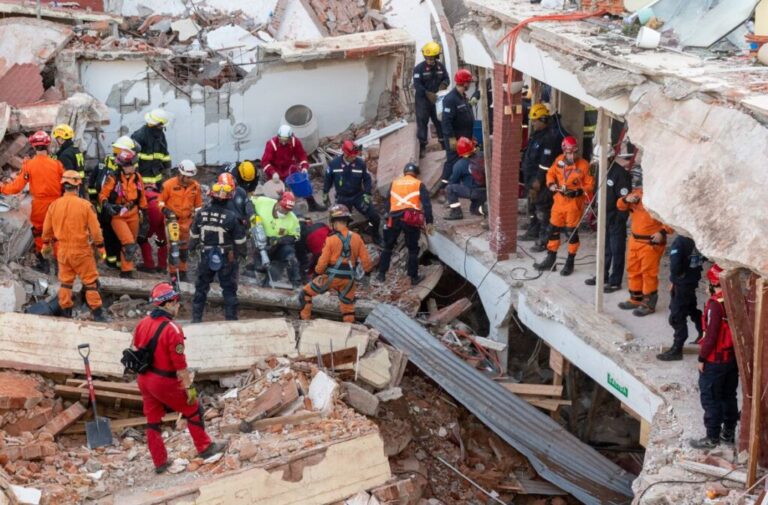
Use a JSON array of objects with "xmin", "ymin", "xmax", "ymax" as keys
[
  {"xmin": 377, "ymin": 163, "xmax": 433, "ymax": 285},
  {"xmin": 131, "ymin": 108, "xmax": 172, "ymax": 186},
  {"xmin": 52, "ymin": 124, "xmax": 88, "ymax": 199},
  {"xmin": 188, "ymin": 180, "xmax": 247, "ymax": 322},
  {"xmin": 137, "ymin": 182, "xmax": 168, "ymax": 274},
  {"xmin": 0, "ymin": 131, "xmax": 64, "ymax": 273},
  {"xmin": 250, "ymin": 192, "xmax": 303, "ymax": 288},
  {"xmin": 414, "ymin": 41, "xmax": 449, "ymax": 155},
  {"xmin": 519, "ymin": 104, "xmax": 564, "ymax": 250},
  {"xmin": 133, "ymin": 282, "xmax": 226, "ymax": 473},
  {"xmin": 98, "ymin": 150, "xmax": 148, "ymax": 279},
  {"xmin": 617, "ymin": 162, "xmax": 673, "ymax": 316},
  {"xmin": 322, "ymin": 140, "xmax": 381, "ymax": 245},
  {"xmin": 41, "ymin": 170, "xmax": 108, "ymax": 322},
  {"xmin": 223, "ymin": 160, "xmax": 260, "ymax": 194},
  {"xmin": 691, "ymin": 264, "xmax": 739, "ymax": 449},
  {"xmin": 657, "ymin": 235, "xmax": 704, "ymax": 361},
  {"xmin": 445, "ymin": 137, "xmax": 486, "ymax": 221},
  {"xmin": 299, "ymin": 204, "xmax": 372, "ymax": 323},
  {"xmin": 262, "ymin": 125, "xmax": 326, "ymax": 212},
  {"xmin": 533, "ymin": 136, "xmax": 594, "ymax": 277},
  {"xmin": 158, "ymin": 160, "xmax": 202, "ymax": 283},
  {"xmin": 439, "ymin": 69, "xmax": 476, "ymax": 191}
]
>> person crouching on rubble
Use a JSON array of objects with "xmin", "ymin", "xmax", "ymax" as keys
[{"xmin": 133, "ymin": 282, "xmax": 225, "ymax": 473}]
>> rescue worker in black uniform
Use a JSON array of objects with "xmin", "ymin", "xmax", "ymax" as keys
[
  {"xmin": 322, "ymin": 140, "xmax": 381, "ymax": 245},
  {"xmin": 132, "ymin": 108, "xmax": 172, "ymax": 187},
  {"xmin": 53, "ymin": 124, "xmax": 88, "ymax": 199},
  {"xmin": 188, "ymin": 179, "xmax": 247, "ymax": 323},
  {"xmin": 413, "ymin": 41, "xmax": 449, "ymax": 155},
  {"xmin": 657, "ymin": 235, "xmax": 703, "ymax": 361},
  {"xmin": 691, "ymin": 264, "xmax": 739, "ymax": 449},
  {"xmin": 440, "ymin": 68, "xmax": 476, "ymax": 189},
  {"xmin": 223, "ymin": 160, "xmax": 260, "ymax": 194},
  {"xmin": 519, "ymin": 104, "xmax": 563, "ymax": 249}
]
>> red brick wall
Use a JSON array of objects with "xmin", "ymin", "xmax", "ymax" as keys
[
  {"xmin": 489, "ymin": 64, "xmax": 522, "ymax": 260},
  {"xmin": 580, "ymin": 0, "xmax": 624, "ymax": 15}
]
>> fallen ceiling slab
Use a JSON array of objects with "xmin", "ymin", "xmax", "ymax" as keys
[
  {"xmin": 366, "ymin": 304, "xmax": 635, "ymax": 505},
  {"xmin": 0, "ymin": 64, "xmax": 44, "ymax": 107},
  {"xmin": 0, "ymin": 17, "xmax": 74, "ymax": 77}
]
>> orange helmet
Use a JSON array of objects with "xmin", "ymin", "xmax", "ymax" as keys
[
  {"xmin": 61, "ymin": 170, "xmax": 82, "ymax": 186},
  {"xmin": 279, "ymin": 191, "xmax": 296, "ymax": 211},
  {"xmin": 150, "ymin": 282, "xmax": 180, "ymax": 306},
  {"xmin": 456, "ymin": 137, "xmax": 476, "ymax": 157},
  {"xmin": 561, "ymin": 136, "xmax": 578, "ymax": 154},
  {"xmin": 211, "ymin": 173, "xmax": 235, "ymax": 199},
  {"xmin": 29, "ymin": 131, "xmax": 51, "ymax": 148},
  {"xmin": 707, "ymin": 264, "xmax": 723, "ymax": 286},
  {"xmin": 454, "ymin": 69, "xmax": 473, "ymax": 86}
]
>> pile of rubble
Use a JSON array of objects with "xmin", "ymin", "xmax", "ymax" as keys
[{"xmin": 303, "ymin": 0, "xmax": 390, "ymax": 36}]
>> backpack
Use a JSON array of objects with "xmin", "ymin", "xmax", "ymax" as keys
[
  {"xmin": 469, "ymin": 154, "xmax": 486, "ymax": 186},
  {"xmin": 121, "ymin": 321, "xmax": 169, "ymax": 374}
]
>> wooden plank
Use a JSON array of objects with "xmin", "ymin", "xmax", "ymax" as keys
[
  {"xmin": 403, "ymin": 265, "xmax": 444, "ymax": 304},
  {"xmin": 639, "ymin": 419, "xmax": 650, "ymax": 448},
  {"xmin": 524, "ymin": 398, "xmax": 572, "ymax": 412},
  {"xmin": 63, "ymin": 413, "xmax": 178, "ymax": 435},
  {"xmin": 748, "ymin": 278, "xmax": 767, "ymax": 487},
  {"xmin": 426, "ymin": 298, "xmax": 473, "ymax": 326},
  {"xmin": 220, "ymin": 412, "xmax": 321, "ymax": 435},
  {"xmin": 65, "ymin": 379, "xmax": 140, "ymax": 395},
  {"xmin": 500, "ymin": 383, "xmax": 564, "ymax": 397},
  {"xmin": 678, "ymin": 460, "xmax": 747, "ymax": 484},
  {"xmin": 517, "ymin": 477, "xmax": 568, "ymax": 496},
  {"xmin": 549, "ymin": 348, "xmax": 565, "ymax": 376},
  {"xmin": 296, "ymin": 347, "xmax": 358, "ymax": 369},
  {"xmin": 54, "ymin": 385, "xmax": 144, "ymax": 409}
]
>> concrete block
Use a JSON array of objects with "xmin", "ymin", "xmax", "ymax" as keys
[
  {"xmin": 3, "ymin": 406, "xmax": 53, "ymax": 436},
  {"xmin": 0, "ymin": 372, "xmax": 44, "ymax": 410},
  {"xmin": 357, "ymin": 347, "xmax": 391, "ymax": 389},
  {"xmin": 0, "ymin": 279, "xmax": 26, "ymax": 312},
  {"xmin": 376, "ymin": 122, "xmax": 419, "ymax": 197},
  {"xmin": 343, "ymin": 381, "xmax": 379, "ymax": 416},
  {"xmin": 41, "ymin": 402, "xmax": 87, "ymax": 437}
]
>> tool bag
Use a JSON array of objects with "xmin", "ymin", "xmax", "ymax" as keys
[
  {"xmin": 121, "ymin": 321, "xmax": 169, "ymax": 374},
  {"xmin": 401, "ymin": 209, "xmax": 425, "ymax": 228}
]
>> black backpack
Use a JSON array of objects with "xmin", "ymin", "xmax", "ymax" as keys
[{"xmin": 121, "ymin": 321, "xmax": 169, "ymax": 374}]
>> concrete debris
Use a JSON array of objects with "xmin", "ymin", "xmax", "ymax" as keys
[
  {"xmin": 357, "ymin": 347, "xmax": 392, "ymax": 390},
  {"xmin": 343, "ymin": 382, "xmax": 380, "ymax": 417}
]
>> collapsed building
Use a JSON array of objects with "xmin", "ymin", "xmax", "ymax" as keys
[{"xmin": 1, "ymin": 0, "xmax": 768, "ymax": 504}]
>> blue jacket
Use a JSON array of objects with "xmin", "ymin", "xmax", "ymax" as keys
[
  {"xmin": 413, "ymin": 60, "xmax": 449, "ymax": 100},
  {"xmin": 323, "ymin": 155, "xmax": 371, "ymax": 198},
  {"xmin": 669, "ymin": 235, "xmax": 703, "ymax": 286},
  {"xmin": 449, "ymin": 156, "xmax": 483, "ymax": 189},
  {"xmin": 441, "ymin": 88, "xmax": 475, "ymax": 141}
]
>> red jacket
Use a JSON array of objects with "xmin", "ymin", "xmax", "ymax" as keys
[
  {"xmin": 262, "ymin": 136, "xmax": 309, "ymax": 181},
  {"xmin": 699, "ymin": 292, "xmax": 734, "ymax": 364},
  {"xmin": 133, "ymin": 311, "xmax": 187, "ymax": 373}
]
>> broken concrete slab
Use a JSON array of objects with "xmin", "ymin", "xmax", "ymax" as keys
[
  {"xmin": 0, "ymin": 279, "xmax": 26, "ymax": 313},
  {"xmin": 0, "ymin": 18, "xmax": 73, "ymax": 76},
  {"xmin": 298, "ymin": 320, "xmax": 372, "ymax": 358},
  {"xmin": 308, "ymin": 370, "xmax": 338, "ymax": 413},
  {"xmin": 170, "ymin": 18, "xmax": 201, "ymax": 42},
  {"xmin": 376, "ymin": 122, "xmax": 418, "ymax": 197},
  {"xmin": 357, "ymin": 347, "xmax": 391, "ymax": 390},
  {"xmin": 343, "ymin": 382, "xmax": 379, "ymax": 416},
  {"xmin": 0, "ymin": 372, "xmax": 44, "ymax": 410}
]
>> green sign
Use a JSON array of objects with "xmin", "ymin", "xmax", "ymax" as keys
[{"xmin": 607, "ymin": 373, "xmax": 628, "ymax": 398}]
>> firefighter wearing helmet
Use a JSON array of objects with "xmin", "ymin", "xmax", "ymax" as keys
[
  {"xmin": 440, "ymin": 68, "xmax": 477, "ymax": 191},
  {"xmin": 444, "ymin": 137, "xmax": 487, "ymax": 221},
  {"xmin": 222, "ymin": 160, "xmax": 260, "ymax": 194},
  {"xmin": 322, "ymin": 140, "xmax": 381, "ymax": 245},
  {"xmin": 52, "ymin": 124, "xmax": 88, "ymax": 198},
  {"xmin": 413, "ymin": 41, "xmax": 449, "ymax": 154},
  {"xmin": 533, "ymin": 136, "xmax": 594, "ymax": 277},
  {"xmin": 299, "ymin": 204, "xmax": 373, "ymax": 323},
  {"xmin": 250, "ymin": 192, "xmax": 303, "ymax": 288},
  {"xmin": 187, "ymin": 174, "xmax": 247, "ymax": 322},
  {"xmin": 131, "ymin": 108, "xmax": 172, "ymax": 186},
  {"xmin": 0, "ymin": 131, "xmax": 64, "ymax": 273}
]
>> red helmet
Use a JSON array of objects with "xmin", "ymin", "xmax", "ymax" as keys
[
  {"xmin": 707, "ymin": 264, "xmax": 723, "ymax": 286},
  {"xmin": 342, "ymin": 140, "xmax": 360, "ymax": 157},
  {"xmin": 561, "ymin": 136, "xmax": 578, "ymax": 154},
  {"xmin": 454, "ymin": 68, "xmax": 473, "ymax": 86},
  {"xmin": 211, "ymin": 173, "xmax": 235, "ymax": 199},
  {"xmin": 279, "ymin": 191, "xmax": 296, "ymax": 211},
  {"xmin": 29, "ymin": 131, "xmax": 51, "ymax": 148},
  {"xmin": 456, "ymin": 137, "xmax": 476, "ymax": 157},
  {"xmin": 116, "ymin": 149, "xmax": 137, "ymax": 167},
  {"xmin": 150, "ymin": 282, "xmax": 180, "ymax": 306}
]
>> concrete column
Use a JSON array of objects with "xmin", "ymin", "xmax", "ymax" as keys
[{"xmin": 489, "ymin": 63, "xmax": 522, "ymax": 260}]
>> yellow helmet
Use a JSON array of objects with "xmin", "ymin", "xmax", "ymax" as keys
[
  {"xmin": 61, "ymin": 170, "xmax": 82, "ymax": 186},
  {"xmin": 422, "ymin": 41, "xmax": 441, "ymax": 58},
  {"xmin": 53, "ymin": 124, "xmax": 74, "ymax": 140},
  {"xmin": 529, "ymin": 103, "xmax": 550, "ymax": 121},
  {"xmin": 238, "ymin": 160, "xmax": 256, "ymax": 182}
]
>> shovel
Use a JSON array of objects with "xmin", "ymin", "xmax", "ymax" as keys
[{"xmin": 77, "ymin": 344, "xmax": 113, "ymax": 449}]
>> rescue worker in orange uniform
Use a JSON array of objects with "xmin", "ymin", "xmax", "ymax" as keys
[
  {"xmin": 132, "ymin": 282, "xmax": 225, "ymax": 473},
  {"xmin": 617, "ymin": 164, "xmax": 673, "ymax": 316},
  {"xmin": 98, "ymin": 150, "xmax": 148, "ymax": 278},
  {"xmin": 158, "ymin": 160, "xmax": 202, "ymax": 282},
  {"xmin": 299, "ymin": 204, "xmax": 372, "ymax": 323},
  {"xmin": 41, "ymin": 171, "xmax": 108, "ymax": 322},
  {"xmin": 0, "ymin": 131, "xmax": 64, "ymax": 272},
  {"xmin": 534, "ymin": 136, "xmax": 594, "ymax": 276},
  {"xmin": 690, "ymin": 264, "xmax": 739, "ymax": 449}
]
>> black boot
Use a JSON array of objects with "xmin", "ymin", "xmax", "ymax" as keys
[
  {"xmin": 534, "ymin": 251, "xmax": 557, "ymax": 271},
  {"xmin": 306, "ymin": 196, "xmax": 327, "ymax": 212},
  {"xmin": 720, "ymin": 425, "xmax": 736, "ymax": 444},
  {"xmin": 633, "ymin": 291, "xmax": 658, "ymax": 317},
  {"xmin": 179, "ymin": 271, "xmax": 189, "ymax": 283},
  {"xmin": 119, "ymin": 270, "xmax": 135, "ymax": 279},
  {"xmin": 410, "ymin": 274, "xmax": 424, "ymax": 286},
  {"xmin": 445, "ymin": 207, "xmax": 464, "ymax": 220},
  {"xmin": 35, "ymin": 254, "xmax": 50, "ymax": 274},
  {"xmin": 529, "ymin": 242, "xmax": 547, "ymax": 253},
  {"xmin": 518, "ymin": 229, "xmax": 538, "ymax": 242},
  {"xmin": 656, "ymin": 344, "xmax": 683, "ymax": 361},
  {"xmin": 690, "ymin": 436, "xmax": 719, "ymax": 449},
  {"xmin": 60, "ymin": 307, "xmax": 73, "ymax": 318},
  {"xmin": 91, "ymin": 307, "xmax": 109, "ymax": 323},
  {"xmin": 560, "ymin": 254, "xmax": 575, "ymax": 276}
]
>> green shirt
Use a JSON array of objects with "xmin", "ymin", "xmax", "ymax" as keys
[{"xmin": 251, "ymin": 196, "xmax": 300, "ymax": 239}]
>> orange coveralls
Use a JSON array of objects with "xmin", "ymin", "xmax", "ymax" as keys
[
  {"xmin": 617, "ymin": 189, "xmax": 673, "ymax": 301},
  {"xmin": 300, "ymin": 228, "xmax": 372, "ymax": 323},
  {"xmin": 159, "ymin": 176, "xmax": 202, "ymax": 274},
  {"xmin": 99, "ymin": 172, "xmax": 148, "ymax": 273},
  {"xmin": 0, "ymin": 153, "xmax": 64, "ymax": 252},
  {"xmin": 41, "ymin": 192, "xmax": 104, "ymax": 310},
  {"xmin": 545, "ymin": 154, "xmax": 594, "ymax": 255}
]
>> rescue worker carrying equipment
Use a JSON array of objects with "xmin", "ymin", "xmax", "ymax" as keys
[
  {"xmin": 98, "ymin": 150, "xmax": 148, "ymax": 278},
  {"xmin": 413, "ymin": 41, "xmax": 449, "ymax": 153},
  {"xmin": 41, "ymin": 170, "xmax": 108, "ymax": 322},
  {"xmin": 131, "ymin": 282, "xmax": 225, "ymax": 473},
  {"xmin": 322, "ymin": 140, "xmax": 381, "ymax": 245},
  {"xmin": 159, "ymin": 160, "xmax": 202, "ymax": 283},
  {"xmin": 0, "ymin": 131, "xmax": 64, "ymax": 273},
  {"xmin": 131, "ymin": 108, "xmax": 172, "ymax": 186},
  {"xmin": 299, "ymin": 204, "xmax": 372, "ymax": 323},
  {"xmin": 52, "ymin": 124, "xmax": 88, "ymax": 198},
  {"xmin": 251, "ymin": 192, "xmax": 303, "ymax": 288},
  {"xmin": 440, "ymin": 68, "xmax": 476, "ymax": 189},
  {"xmin": 188, "ymin": 180, "xmax": 247, "ymax": 322},
  {"xmin": 445, "ymin": 137, "xmax": 486, "ymax": 220},
  {"xmin": 534, "ymin": 136, "xmax": 594, "ymax": 277}
]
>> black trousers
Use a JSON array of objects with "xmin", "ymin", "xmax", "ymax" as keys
[
  {"xmin": 669, "ymin": 283, "xmax": 703, "ymax": 347},
  {"xmin": 441, "ymin": 148, "xmax": 459, "ymax": 185},
  {"xmin": 446, "ymin": 184, "xmax": 486, "ymax": 209},
  {"xmin": 379, "ymin": 218, "xmax": 421, "ymax": 279},
  {"xmin": 699, "ymin": 360, "xmax": 739, "ymax": 439},
  {"xmin": 337, "ymin": 193, "xmax": 381, "ymax": 241},
  {"xmin": 605, "ymin": 222, "xmax": 627, "ymax": 286},
  {"xmin": 192, "ymin": 257, "xmax": 238, "ymax": 322},
  {"xmin": 415, "ymin": 97, "xmax": 442, "ymax": 148},
  {"xmin": 100, "ymin": 211, "xmax": 121, "ymax": 267}
]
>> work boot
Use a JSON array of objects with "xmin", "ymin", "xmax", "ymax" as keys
[
  {"xmin": 60, "ymin": 307, "xmax": 73, "ymax": 319},
  {"xmin": 534, "ymin": 251, "xmax": 557, "ymax": 271},
  {"xmin": 119, "ymin": 270, "xmax": 135, "ymax": 279},
  {"xmin": 410, "ymin": 274, "xmax": 424, "ymax": 286},
  {"xmin": 689, "ymin": 437, "xmax": 719, "ymax": 450},
  {"xmin": 618, "ymin": 292, "xmax": 643, "ymax": 310},
  {"xmin": 469, "ymin": 201, "xmax": 483, "ymax": 216},
  {"xmin": 656, "ymin": 345, "xmax": 683, "ymax": 361},
  {"xmin": 199, "ymin": 441, "xmax": 226, "ymax": 459},
  {"xmin": 585, "ymin": 277, "xmax": 597, "ymax": 286},
  {"xmin": 306, "ymin": 196, "xmax": 327, "ymax": 212},
  {"xmin": 179, "ymin": 271, "xmax": 189, "ymax": 283},
  {"xmin": 445, "ymin": 207, "xmax": 464, "ymax": 220},
  {"xmin": 720, "ymin": 426, "xmax": 736, "ymax": 444},
  {"xmin": 136, "ymin": 264, "xmax": 155, "ymax": 273},
  {"xmin": 633, "ymin": 292, "xmax": 658, "ymax": 317},
  {"xmin": 91, "ymin": 307, "xmax": 109, "ymax": 323},
  {"xmin": 155, "ymin": 462, "xmax": 171, "ymax": 474},
  {"xmin": 376, "ymin": 272, "xmax": 386, "ymax": 283},
  {"xmin": 604, "ymin": 284, "xmax": 622, "ymax": 293},
  {"xmin": 529, "ymin": 243, "xmax": 547, "ymax": 253},
  {"xmin": 518, "ymin": 229, "xmax": 538, "ymax": 242},
  {"xmin": 559, "ymin": 254, "xmax": 575, "ymax": 276}
]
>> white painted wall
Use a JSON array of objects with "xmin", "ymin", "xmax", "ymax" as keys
[{"xmin": 385, "ymin": 0, "xmax": 435, "ymax": 66}]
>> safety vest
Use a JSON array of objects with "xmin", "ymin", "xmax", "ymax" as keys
[
  {"xmin": 701, "ymin": 294, "xmax": 734, "ymax": 364},
  {"xmin": 389, "ymin": 175, "xmax": 422, "ymax": 212}
]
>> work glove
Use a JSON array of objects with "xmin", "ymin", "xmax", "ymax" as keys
[
  {"xmin": 469, "ymin": 96, "xmax": 479, "ymax": 107},
  {"xmin": 362, "ymin": 193, "xmax": 372, "ymax": 206},
  {"xmin": 426, "ymin": 91, "xmax": 437, "ymax": 104},
  {"xmin": 102, "ymin": 202, "xmax": 120, "ymax": 217},
  {"xmin": 41, "ymin": 244, "xmax": 54, "ymax": 260},
  {"xmin": 96, "ymin": 246, "xmax": 107, "ymax": 262},
  {"xmin": 548, "ymin": 184, "xmax": 558, "ymax": 192},
  {"xmin": 448, "ymin": 137, "xmax": 457, "ymax": 151},
  {"xmin": 186, "ymin": 386, "xmax": 198, "ymax": 406},
  {"xmin": 322, "ymin": 192, "xmax": 330, "ymax": 206},
  {"xmin": 162, "ymin": 207, "xmax": 177, "ymax": 220}
]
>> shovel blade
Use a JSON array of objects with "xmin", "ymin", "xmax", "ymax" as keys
[{"xmin": 85, "ymin": 417, "xmax": 113, "ymax": 449}]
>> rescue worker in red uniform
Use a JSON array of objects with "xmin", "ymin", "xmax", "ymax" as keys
[
  {"xmin": 533, "ymin": 136, "xmax": 594, "ymax": 276},
  {"xmin": 261, "ymin": 125, "xmax": 326, "ymax": 211},
  {"xmin": 133, "ymin": 282, "xmax": 225, "ymax": 473},
  {"xmin": 690, "ymin": 264, "xmax": 739, "ymax": 449},
  {"xmin": 137, "ymin": 183, "xmax": 168, "ymax": 274},
  {"xmin": 297, "ymin": 218, "xmax": 332, "ymax": 278},
  {"xmin": 0, "ymin": 131, "xmax": 64, "ymax": 272},
  {"xmin": 299, "ymin": 204, "xmax": 372, "ymax": 322}
]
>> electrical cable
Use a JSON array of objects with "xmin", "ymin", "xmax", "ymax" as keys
[{"xmin": 635, "ymin": 466, "xmax": 745, "ymax": 502}]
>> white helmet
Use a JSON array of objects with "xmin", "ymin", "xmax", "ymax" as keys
[
  {"xmin": 145, "ymin": 108, "xmax": 171, "ymax": 127},
  {"xmin": 177, "ymin": 159, "xmax": 197, "ymax": 177},
  {"xmin": 277, "ymin": 124, "xmax": 293, "ymax": 139},
  {"xmin": 112, "ymin": 135, "xmax": 136, "ymax": 151}
]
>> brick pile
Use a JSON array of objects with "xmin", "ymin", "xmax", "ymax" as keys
[
  {"xmin": 580, "ymin": 0, "xmax": 625, "ymax": 15},
  {"xmin": 305, "ymin": 0, "xmax": 390, "ymax": 36}
]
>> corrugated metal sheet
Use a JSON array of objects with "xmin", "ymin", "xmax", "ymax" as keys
[{"xmin": 366, "ymin": 304, "xmax": 635, "ymax": 505}]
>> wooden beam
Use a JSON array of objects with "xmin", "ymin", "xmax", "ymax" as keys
[
  {"xmin": 524, "ymin": 398, "xmax": 572, "ymax": 412},
  {"xmin": 64, "ymin": 413, "xmax": 178, "ymax": 435},
  {"xmin": 594, "ymin": 108, "xmax": 609, "ymax": 312},
  {"xmin": 500, "ymin": 383, "xmax": 564, "ymax": 397},
  {"xmin": 54, "ymin": 385, "xmax": 144, "ymax": 409},
  {"xmin": 220, "ymin": 412, "xmax": 321, "ymax": 435},
  {"xmin": 296, "ymin": 347, "xmax": 358, "ymax": 370},
  {"xmin": 748, "ymin": 278, "xmax": 767, "ymax": 487},
  {"xmin": 65, "ymin": 379, "xmax": 140, "ymax": 395},
  {"xmin": 426, "ymin": 298, "xmax": 473, "ymax": 326},
  {"xmin": 678, "ymin": 460, "xmax": 747, "ymax": 484}
]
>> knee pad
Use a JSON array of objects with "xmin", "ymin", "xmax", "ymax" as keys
[
  {"xmin": 567, "ymin": 229, "xmax": 580, "ymax": 244},
  {"xmin": 183, "ymin": 404, "xmax": 205, "ymax": 429},
  {"xmin": 548, "ymin": 227, "xmax": 561, "ymax": 240}
]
